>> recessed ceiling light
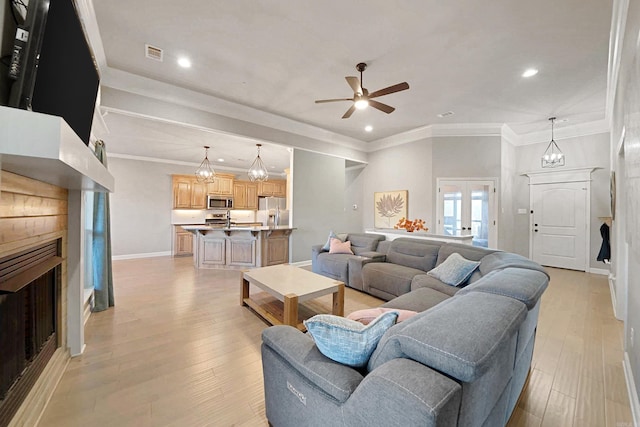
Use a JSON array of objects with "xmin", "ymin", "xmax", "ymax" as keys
[
  {"xmin": 522, "ymin": 68, "xmax": 538, "ymax": 78},
  {"xmin": 177, "ymin": 57, "xmax": 192, "ymax": 68},
  {"xmin": 365, "ymin": 125, "xmax": 373, "ymax": 132},
  {"xmin": 217, "ymin": 158, "xmax": 224, "ymax": 162},
  {"xmin": 437, "ymin": 111, "xmax": 454, "ymax": 118}
]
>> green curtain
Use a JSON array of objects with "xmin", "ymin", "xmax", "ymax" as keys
[{"xmin": 92, "ymin": 140, "xmax": 114, "ymax": 311}]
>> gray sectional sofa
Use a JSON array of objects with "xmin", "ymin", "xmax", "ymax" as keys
[{"xmin": 262, "ymin": 236, "xmax": 549, "ymax": 426}]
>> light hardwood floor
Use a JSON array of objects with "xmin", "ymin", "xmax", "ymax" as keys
[{"xmin": 36, "ymin": 257, "xmax": 632, "ymax": 426}]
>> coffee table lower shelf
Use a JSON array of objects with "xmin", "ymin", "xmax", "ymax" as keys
[{"xmin": 241, "ymin": 265, "xmax": 345, "ymax": 331}]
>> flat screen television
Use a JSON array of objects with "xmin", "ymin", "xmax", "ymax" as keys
[{"xmin": 5, "ymin": 0, "xmax": 100, "ymax": 145}]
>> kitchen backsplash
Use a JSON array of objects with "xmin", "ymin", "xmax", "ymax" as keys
[{"xmin": 171, "ymin": 209, "xmax": 257, "ymax": 225}]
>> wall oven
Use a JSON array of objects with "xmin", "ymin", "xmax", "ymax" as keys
[{"xmin": 207, "ymin": 196, "xmax": 233, "ymax": 209}]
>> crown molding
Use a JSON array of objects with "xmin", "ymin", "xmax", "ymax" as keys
[{"xmin": 500, "ymin": 124, "xmax": 519, "ymax": 146}]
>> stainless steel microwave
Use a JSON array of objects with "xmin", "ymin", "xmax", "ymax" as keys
[{"xmin": 207, "ymin": 196, "xmax": 233, "ymax": 209}]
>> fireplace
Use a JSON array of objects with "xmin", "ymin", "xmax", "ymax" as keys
[{"xmin": 0, "ymin": 239, "xmax": 62, "ymax": 427}]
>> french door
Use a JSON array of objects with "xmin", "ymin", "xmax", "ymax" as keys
[{"xmin": 436, "ymin": 179, "xmax": 497, "ymax": 248}]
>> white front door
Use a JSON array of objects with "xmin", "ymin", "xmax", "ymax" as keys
[
  {"xmin": 531, "ymin": 181, "xmax": 587, "ymax": 270},
  {"xmin": 436, "ymin": 179, "xmax": 497, "ymax": 248}
]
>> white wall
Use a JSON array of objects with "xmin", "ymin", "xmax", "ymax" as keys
[
  {"xmin": 344, "ymin": 166, "xmax": 365, "ymax": 232},
  {"xmin": 611, "ymin": 0, "xmax": 640, "ymax": 410},
  {"xmin": 290, "ymin": 149, "xmax": 347, "ymax": 262},
  {"xmin": 363, "ymin": 139, "xmax": 434, "ymax": 230},
  {"xmin": 514, "ymin": 132, "xmax": 611, "ymax": 269},
  {"xmin": 109, "ymin": 157, "xmax": 198, "ymax": 257},
  {"xmin": 431, "ymin": 135, "xmax": 502, "ymax": 230},
  {"xmin": 500, "ymin": 138, "xmax": 518, "ymax": 252}
]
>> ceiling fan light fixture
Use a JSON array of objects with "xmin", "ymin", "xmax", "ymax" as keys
[
  {"xmin": 541, "ymin": 117, "xmax": 565, "ymax": 168},
  {"xmin": 248, "ymin": 143, "xmax": 269, "ymax": 182},
  {"xmin": 354, "ymin": 97, "xmax": 369, "ymax": 110},
  {"xmin": 195, "ymin": 146, "xmax": 216, "ymax": 183}
]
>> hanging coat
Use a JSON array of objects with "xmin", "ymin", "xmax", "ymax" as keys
[{"xmin": 597, "ymin": 223, "xmax": 610, "ymax": 263}]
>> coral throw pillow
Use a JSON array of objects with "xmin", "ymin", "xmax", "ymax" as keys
[{"xmin": 329, "ymin": 237, "xmax": 353, "ymax": 254}]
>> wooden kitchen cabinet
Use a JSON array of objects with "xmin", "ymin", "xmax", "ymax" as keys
[
  {"xmin": 233, "ymin": 181, "xmax": 259, "ymax": 210},
  {"xmin": 258, "ymin": 179, "xmax": 286, "ymax": 197},
  {"xmin": 174, "ymin": 226, "xmax": 194, "ymax": 256},
  {"xmin": 207, "ymin": 173, "xmax": 235, "ymax": 196},
  {"xmin": 190, "ymin": 181, "xmax": 207, "ymax": 209},
  {"xmin": 173, "ymin": 176, "xmax": 193, "ymax": 208},
  {"xmin": 172, "ymin": 175, "xmax": 207, "ymax": 209}
]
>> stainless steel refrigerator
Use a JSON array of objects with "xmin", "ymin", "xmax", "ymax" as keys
[{"xmin": 257, "ymin": 197, "xmax": 289, "ymax": 226}]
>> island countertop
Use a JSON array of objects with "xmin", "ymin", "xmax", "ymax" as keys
[{"xmin": 181, "ymin": 225, "xmax": 295, "ymax": 232}]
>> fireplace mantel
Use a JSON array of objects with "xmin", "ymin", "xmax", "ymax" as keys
[{"xmin": 0, "ymin": 106, "xmax": 114, "ymax": 192}]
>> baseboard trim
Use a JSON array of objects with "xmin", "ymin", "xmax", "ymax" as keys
[
  {"xmin": 624, "ymin": 352, "xmax": 640, "ymax": 427},
  {"xmin": 609, "ymin": 274, "xmax": 619, "ymax": 320},
  {"xmin": 589, "ymin": 267, "xmax": 610, "ymax": 275},
  {"xmin": 290, "ymin": 260, "xmax": 311, "ymax": 267},
  {"xmin": 112, "ymin": 251, "xmax": 172, "ymax": 260}
]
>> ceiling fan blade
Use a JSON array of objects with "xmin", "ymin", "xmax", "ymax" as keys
[
  {"xmin": 369, "ymin": 100, "xmax": 395, "ymax": 114},
  {"xmin": 315, "ymin": 98, "xmax": 353, "ymax": 103},
  {"xmin": 345, "ymin": 76, "xmax": 362, "ymax": 95},
  {"xmin": 368, "ymin": 82, "xmax": 410, "ymax": 99},
  {"xmin": 342, "ymin": 105, "xmax": 356, "ymax": 119}
]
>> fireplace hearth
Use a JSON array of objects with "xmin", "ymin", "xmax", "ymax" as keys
[{"xmin": 0, "ymin": 240, "xmax": 62, "ymax": 427}]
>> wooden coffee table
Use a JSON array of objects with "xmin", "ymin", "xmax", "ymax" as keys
[{"xmin": 241, "ymin": 264, "xmax": 345, "ymax": 330}]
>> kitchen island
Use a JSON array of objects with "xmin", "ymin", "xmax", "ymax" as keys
[{"xmin": 181, "ymin": 225, "xmax": 295, "ymax": 269}]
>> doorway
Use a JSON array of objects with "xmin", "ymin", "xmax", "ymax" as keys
[
  {"xmin": 436, "ymin": 179, "xmax": 497, "ymax": 248},
  {"xmin": 526, "ymin": 168, "xmax": 596, "ymax": 272},
  {"xmin": 530, "ymin": 182, "xmax": 587, "ymax": 270}
]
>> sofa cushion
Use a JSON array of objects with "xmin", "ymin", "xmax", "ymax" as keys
[
  {"xmin": 386, "ymin": 238, "xmax": 442, "ymax": 271},
  {"xmin": 427, "ymin": 253, "xmax": 480, "ymax": 286},
  {"xmin": 368, "ymin": 292, "xmax": 527, "ymax": 381},
  {"xmin": 347, "ymin": 307, "xmax": 418, "ymax": 325},
  {"xmin": 363, "ymin": 262, "xmax": 425, "ymax": 300},
  {"xmin": 329, "ymin": 238, "xmax": 353, "ymax": 254},
  {"xmin": 478, "ymin": 252, "xmax": 549, "ymax": 277},
  {"xmin": 304, "ymin": 311, "xmax": 399, "ymax": 367},
  {"xmin": 458, "ymin": 268, "xmax": 549, "ymax": 309},
  {"xmin": 435, "ymin": 243, "xmax": 497, "ymax": 266},
  {"xmin": 315, "ymin": 252, "xmax": 352, "ymax": 282},
  {"xmin": 322, "ymin": 231, "xmax": 348, "ymax": 251},
  {"xmin": 410, "ymin": 274, "xmax": 461, "ymax": 297},
  {"xmin": 381, "ymin": 287, "xmax": 451, "ymax": 312},
  {"xmin": 348, "ymin": 233, "xmax": 385, "ymax": 256}
]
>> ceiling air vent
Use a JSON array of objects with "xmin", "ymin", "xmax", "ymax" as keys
[{"xmin": 145, "ymin": 44, "xmax": 163, "ymax": 62}]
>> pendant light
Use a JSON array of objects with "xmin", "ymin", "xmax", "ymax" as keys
[
  {"xmin": 195, "ymin": 146, "xmax": 216, "ymax": 183},
  {"xmin": 248, "ymin": 143, "xmax": 269, "ymax": 182},
  {"xmin": 541, "ymin": 117, "xmax": 565, "ymax": 168}
]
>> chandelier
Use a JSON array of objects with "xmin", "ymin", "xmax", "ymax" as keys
[
  {"xmin": 248, "ymin": 144, "xmax": 269, "ymax": 182},
  {"xmin": 195, "ymin": 146, "xmax": 216, "ymax": 183},
  {"xmin": 541, "ymin": 117, "xmax": 565, "ymax": 168}
]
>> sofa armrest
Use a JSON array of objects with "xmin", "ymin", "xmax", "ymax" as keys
[
  {"xmin": 311, "ymin": 244, "xmax": 326, "ymax": 272},
  {"xmin": 344, "ymin": 358, "xmax": 461, "ymax": 426},
  {"xmin": 348, "ymin": 255, "xmax": 385, "ymax": 291},
  {"xmin": 261, "ymin": 325, "xmax": 364, "ymax": 403}
]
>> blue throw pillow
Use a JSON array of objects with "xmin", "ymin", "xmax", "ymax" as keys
[
  {"xmin": 304, "ymin": 311, "xmax": 398, "ymax": 367},
  {"xmin": 427, "ymin": 252, "xmax": 481, "ymax": 286},
  {"xmin": 322, "ymin": 231, "xmax": 348, "ymax": 251}
]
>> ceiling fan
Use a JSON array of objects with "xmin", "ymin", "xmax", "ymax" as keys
[{"xmin": 315, "ymin": 62, "xmax": 410, "ymax": 119}]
